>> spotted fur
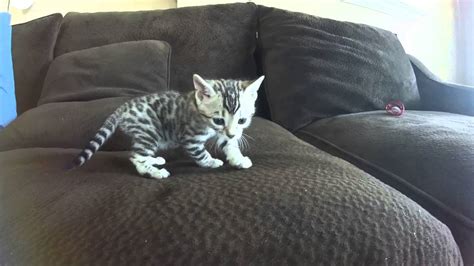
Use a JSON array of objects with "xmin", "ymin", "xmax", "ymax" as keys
[{"xmin": 71, "ymin": 74, "xmax": 265, "ymax": 179}]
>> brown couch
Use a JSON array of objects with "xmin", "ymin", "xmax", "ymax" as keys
[{"xmin": 1, "ymin": 3, "xmax": 472, "ymax": 265}]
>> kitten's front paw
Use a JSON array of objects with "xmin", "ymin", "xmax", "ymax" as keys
[
  {"xmin": 239, "ymin": 156, "xmax": 253, "ymax": 169},
  {"xmin": 147, "ymin": 168, "xmax": 170, "ymax": 179},
  {"xmin": 136, "ymin": 162, "xmax": 171, "ymax": 179},
  {"xmin": 198, "ymin": 158, "xmax": 224, "ymax": 168},
  {"xmin": 150, "ymin": 156, "xmax": 166, "ymax": 166},
  {"xmin": 229, "ymin": 156, "xmax": 252, "ymax": 169},
  {"xmin": 208, "ymin": 158, "xmax": 224, "ymax": 168}
]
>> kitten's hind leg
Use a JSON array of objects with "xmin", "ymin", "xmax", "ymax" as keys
[{"xmin": 130, "ymin": 141, "xmax": 170, "ymax": 179}]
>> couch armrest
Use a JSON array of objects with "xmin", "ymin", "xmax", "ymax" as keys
[{"xmin": 409, "ymin": 54, "xmax": 474, "ymax": 116}]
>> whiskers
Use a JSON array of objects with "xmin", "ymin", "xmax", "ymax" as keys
[
  {"xmin": 209, "ymin": 133, "xmax": 254, "ymax": 154},
  {"xmin": 238, "ymin": 133, "xmax": 253, "ymax": 151},
  {"xmin": 243, "ymin": 133, "xmax": 255, "ymax": 141}
]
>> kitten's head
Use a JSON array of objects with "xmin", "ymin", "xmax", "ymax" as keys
[{"xmin": 193, "ymin": 74, "xmax": 265, "ymax": 140}]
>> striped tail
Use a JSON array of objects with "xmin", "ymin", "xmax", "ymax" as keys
[{"xmin": 69, "ymin": 112, "xmax": 120, "ymax": 169}]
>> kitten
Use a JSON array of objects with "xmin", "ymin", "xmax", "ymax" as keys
[{"xmin": 71, "ymin": 74, "xmax": 265, "ymax": 179}]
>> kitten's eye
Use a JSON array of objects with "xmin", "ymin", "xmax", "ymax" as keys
[
  {"xmin": 238, "ymin": 118, "xmax": 247, "ymax": 124},
  {"xmin": 213, "ymin": 118, "xmax": 225, "ymax": 126}
]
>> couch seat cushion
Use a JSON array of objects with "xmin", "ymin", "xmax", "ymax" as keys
[
  {"xmin": 0, "ymin": 98, "xmax": 130, "ymax": 151},
  {"xmin": 296, "ymin": 110, "xmax": 474, "ymax": 263},
  {"xmin": 0, "ymin": 118, "xmax": 461, "ymax": 265}
]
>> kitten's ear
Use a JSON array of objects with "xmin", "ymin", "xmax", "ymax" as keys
[
  {"xmin": 193, "ymin": 74, "xmax": 215, "ymax": 100},
  {"xmin": 244, "ymin": 76, "xmax": 265, "ymax": 97}
]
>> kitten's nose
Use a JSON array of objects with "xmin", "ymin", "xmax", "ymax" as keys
[{"xmin": 227, "ymin": 133, "xmax": 235, "ymax": 139}]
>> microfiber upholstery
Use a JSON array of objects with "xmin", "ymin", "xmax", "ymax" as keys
[
  {"xmin": 39, "ymin": 40, "xmax": 171, "ymax": 104},
  {"xmin": 54, "ymin": 3, "xmax": 258, "ymax": 92},
  {"xmin": 0, "ymin": 118, "xmax": 462, "ymax": 265},
  {"xmin": 257, "ymin": 6, "xmax": 420, "ymax": 131},
  {"xmin": 39, "ymin": 40, "xmax": 171, "ymax": 105},
  {"xmin": 12, "ymin": 13, "xmax": 63, "ymax": 114},
  {"xmin": 295, "ymin": 111, "xmax": 474, "ymax": 264},
  {"xmin": 0, "ymin": 40, "xmax": 170, "ymax": 151},
  {"xmin": 0, "ymin": 98, "xmax": 130, "ymax": 151}
]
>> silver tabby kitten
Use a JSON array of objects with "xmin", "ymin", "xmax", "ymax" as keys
[{"xmin": 72, "ymin": 74, "xmax": 265, "ymax": 179}]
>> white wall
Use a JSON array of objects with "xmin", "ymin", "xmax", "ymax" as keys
[
  {"xmin": 179, "ymin": 0, "xmax": 456, "ymax": 82},
  {"xmin": 2, "ymin": 0, "xmax": 176, "ymax": 24},
  {"xmin": 454, "ymin": 0, "xmax": 474, "ymax": 85},
  {"xmin": 0, "ymin": 0, "xmax": 7, "ymax": 11}
]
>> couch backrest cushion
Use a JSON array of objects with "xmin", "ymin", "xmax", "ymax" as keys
[
  {"xmin": 12, "ymin": 13, "xmax": 63, "ymax": 114},
  {"xmin": 39, "ymin": 40, "xmax": 170, "ymax": 105},
  {"xmin": 257, "ymin": 6, "xmax": 420, "ymax": 132},
  {"xmin": 54, "ymin": 3, "xmax": 259, "ymax": 92}
]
